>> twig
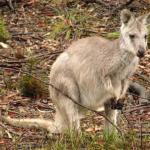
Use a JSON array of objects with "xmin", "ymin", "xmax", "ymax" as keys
[
  {"xmin": 125, "ymin": 104, "xmax": 150, "ymax": 113},
  {"xmin": 0, "ymin": 122, "xmax": 21, "ymax": 136},
  {"xmin": 127, "ymin": 92, "xmax": 150, "ymax": 101},
  {"xmin": 0, "ymin": 64, "xmax": 150, "ymax": 136},
  {"xmin": 1, "ymin": 56, "xmax": 150, "ymax": 101},
  {"xmin": 0, "ymin": 54, "xmax": 15, "ymax": 60},
  {"xmin": 121, "ymin": 110, "xmax": 132, "ymax": 127},
  {"xmin": 12, "ymin": 32, "xmax": 34, "ymax": 36},
  {"xmin": 121, "ymin": 109, "xmax": 139, "ymax": 150},
  {"xmin": 0, "ymin": 60, "xmax": 26, "ymax": 64},
  {"xmin": 134, "ymin": 73, "xmax": 150, "ymax": 84},
  {"xmin": 5, "ymin": 0, "xmax": 14, "ymax": 11},
  {"xmin": 0, "ymin": 66, "xmax": 123, "ymax": 136},
  {"xmin": 1, "ymin": 65, "xmax": 150, "ymax": 135},
  {"xmin": 0, "ymin": 64, "xmax": 22, "ymax": 68}
]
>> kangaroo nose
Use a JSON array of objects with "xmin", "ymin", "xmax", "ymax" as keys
[{"xmin": 137, "ymin": 47, "xmax": 145, "ymax": 58}]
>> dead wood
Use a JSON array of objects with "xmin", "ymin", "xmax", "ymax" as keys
[{"xmin": 0, "ymin": 0, "xmax": 21, "ymax": 10}]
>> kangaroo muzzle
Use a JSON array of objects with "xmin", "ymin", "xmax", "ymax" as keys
[{"xmin": 137, "ymin": 47, "xmax": 145, "ymax": 58}]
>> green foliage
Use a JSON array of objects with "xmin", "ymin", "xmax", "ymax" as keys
[
  {"xmin": 103, "ymin": 31, "xmax": 120, "ymax": 40},
  {"xmin": 7, "ymin": 129, "xmax": 149, "ymax": 149},
  {"xmin": 0, "ymin": 88, "xmax": 6, "ymax": 95},
  {"xmin": 103, "ymin": 25, "xmax": 150, "ymax": 41},
  {"xmin": 51, "ymin": 0, "xmax": 74, "ymax": 5},
  {"xmin": 46, "ymin": 131, "xmax": 102, "ymax": 150},
  {"xmin": 27, "ymin": 57, "xmax": 39, "ymax": 72},
  {"xmin": 49, "ymin": 7, "xmax": 93, "ymax": 40},
  {"xmin": 19, "ymin": 74, "xmax": 47, "ymax": 99},
  {"xmin": 103, "ymin": 130, "xmax": 126, "ymax": 150},
  {"xmin": 19, "ymin": 56, "xmax": 49, "ymax": 99},
  {"xmin": 0, "ymin": 18, "xmax": 10, "ymax": 41},
  {"xmin": 43, "ymin": 130, "xmax": 143, "ymax": 150}
]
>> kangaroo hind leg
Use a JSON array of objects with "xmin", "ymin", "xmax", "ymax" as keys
[{"xmin": 49, "ymin": 75, "xmax": 81, "ymax": 133}]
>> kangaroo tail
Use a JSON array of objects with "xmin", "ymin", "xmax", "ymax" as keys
[{"xmin": 2, "ymin": 116, "xmax": 58, "ymax": 132}]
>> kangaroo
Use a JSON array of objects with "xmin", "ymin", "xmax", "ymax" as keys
[{"xmin": 2, "ymin": 10, "xmax": 150, "ymax": 134}]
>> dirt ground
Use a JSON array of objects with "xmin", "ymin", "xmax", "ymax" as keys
[{"xmin": 0, "ymin": 0, "xmax": 150, "ymax": 149}]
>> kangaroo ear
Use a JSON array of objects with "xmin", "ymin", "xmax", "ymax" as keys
[
  {"xmin": 121, "ymin": 9, "xmax": 134, "ymax": 25},
  {"xmin": 138, "ymin": 13, "xmax": 150, "ymax": 26}
]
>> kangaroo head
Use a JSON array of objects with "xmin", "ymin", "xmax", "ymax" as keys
[{"xmin": 120, "ymin": 9, "xmax": 150, "ymax": 58}]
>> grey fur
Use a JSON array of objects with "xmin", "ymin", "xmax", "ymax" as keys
[
  {"xmin": 128, "ymin": 81, "xmax": 150, "ymax": 104},
  {"xmin": 2, "ymin": 10, "xmax": 150, "ymax": 134},
  {"xmin": 49, "ymin": 9, "xmax": 150, "ymax": 133}
]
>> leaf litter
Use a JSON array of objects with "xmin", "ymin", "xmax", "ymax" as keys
[{"xmin": 0, "ymin": 0, "xmax": 150, "ymax": 149}]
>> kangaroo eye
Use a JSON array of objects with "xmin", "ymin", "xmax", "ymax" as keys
[
  {"xmin": 144, "ymin": 35, "xmax": 148, "ymax": 39},
  {"xmin": 129, "ymin": 34, "xmax": 135, "ymax": 40}
]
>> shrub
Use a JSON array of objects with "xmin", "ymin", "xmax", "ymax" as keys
[{"xmin": 19, "ymin": 75, "xmax": 48, "ymax": 99}]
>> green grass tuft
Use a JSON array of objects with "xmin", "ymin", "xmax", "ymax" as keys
[
  {"xmin": 102, "ymin": 31, "xmax": 120, "ymax": 40},
  {"xmin": 0, "ymin": 18, "xmax": 10, "ymax": 41},
  {"xmin": 48, "ymin": 7, "xmax": 93, "ymax": 40},
  {"xmin": 45, "ymin": 131, "xmax": 103, "ymax": 150},
  {"xmin": 51, "ymin": 0, "xmax": 75, "ymax": 5},
  {"xmin": 103, "ymin": 25, "xmax": 150, "ymax": 41}
]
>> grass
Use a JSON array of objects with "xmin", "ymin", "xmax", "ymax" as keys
[
  {"xmin": 102, "ymin": 31, "xmax": 120, "ymax": 40},
  {"xmin": 19, "ymin": 57, "xmax": 49, "ymax": 99},
  {"xmin": 0, "ymin": 18, "xmax": 10, "ymax": 41},
  {"xmin": 38, "ymin": 129, "xmax": 143, "ymax": 150},
  {"xmin": 51, "ymin": 0, "xmax": 75, "ymax": 6},
  {"xmin": 102, "ymin": 25, "xmax": 150, "ymax": 40},
  {"xmin": 1, "ymin": 1, "xmax": 149, "ymax": 149},
  {"xmin": 19, "ymin": 73, "xmax": 48, "ymax": 99},
  {"xmin": 47, "ymin": 5, "xmax": 150, "ymax": 42},
  {"xmin": 44, "ymin": 131, "xmax": 103, "ymax": 150},
  {"xmin": 47, "ymin": 4, "xmax": 95, "ymax": 41},
  {"xmin": 2, "ymin": 127, "xmax": 149, "ymax": 150},
  {"xmin": 44, "ymin": 129, "xmax": 150, "ymax": 150}
]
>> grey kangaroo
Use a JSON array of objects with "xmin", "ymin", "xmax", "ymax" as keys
[{"xmin": 3, "ymin": 9, "xmax": 150, "ymax": 134}]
